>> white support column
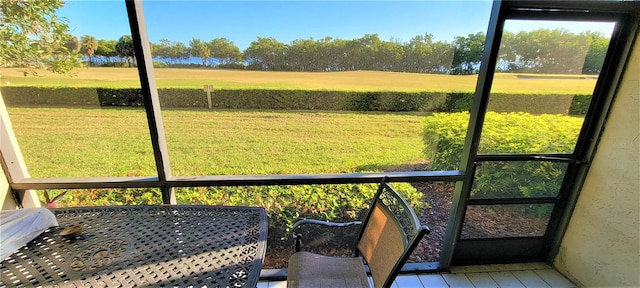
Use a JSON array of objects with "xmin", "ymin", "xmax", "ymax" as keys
[{"xmin": 0, "ymin": 91, "xmax": 40, "ymax": 208}]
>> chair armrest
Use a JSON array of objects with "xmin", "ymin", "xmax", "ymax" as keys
[{"xmin": 292, "ymin": 219, "xmax": 362, "ymax": 252}]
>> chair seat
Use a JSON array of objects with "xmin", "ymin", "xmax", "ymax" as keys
[{"xmin": 287, "ymin": 251, "xmax": 370, "ymax": 288}]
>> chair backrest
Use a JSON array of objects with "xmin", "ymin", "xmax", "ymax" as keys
[{"xmin": 356, "ymin": 179, "xmax": 429, "ymax": 288}]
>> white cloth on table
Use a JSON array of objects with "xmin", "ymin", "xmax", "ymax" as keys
[{"xmin": 1, "ymin": 208, "xmax": 58, "ymax": 260}]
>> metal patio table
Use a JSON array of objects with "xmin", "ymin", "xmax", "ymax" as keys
[{"xmin": 0, "ymin": 205, "xmax": 267, "ymax": 287}]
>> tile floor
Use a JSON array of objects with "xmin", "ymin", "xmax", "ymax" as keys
[{"xmin": 257, "ymin": 262, "xmax": 577, "ymax": 288}]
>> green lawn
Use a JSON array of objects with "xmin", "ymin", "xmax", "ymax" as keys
[
  {"xmin": 0, "ymin": 67, "xmax": 597, "ymax": 94},
  {"xmin": 2, "ymin": 67, "xmax": 598, "ymax": 177},
  {"xmin": 7, "ymin": 107, "xmax": 428, "ymax": 178}
]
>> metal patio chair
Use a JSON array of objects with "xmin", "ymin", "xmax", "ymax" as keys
[{"xmin": 287, "ymin": 178, "xmax": 430, "ymax": 288}]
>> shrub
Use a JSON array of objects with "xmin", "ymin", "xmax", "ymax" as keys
[
  {"xmin": 422, "ymin": 112, "xmax": 469, "ymax": 171},
  {"xmin": 476, "ymin": 112, "xmax": 582, "ymax": 154},
  {"xmin": 51, "ymin": 183, "xmax": 426, "ymax": 242},
  {"xmin": 423, "ymin": 112, "xmax": 582, "ymax": 208},
  {"xmin": 472, "ymin": 161, "xmax": 567, "ymax": 200},
  {"xmin": 100, "ymin": 61, "xmax": 128, "ymax": 67},
  {"xmin": 41, "ymin": 187, "xmax": 163, "ymax": 208},
  {"xmin": 153, "ymin": 61, "xmax": 168, "ymax": 68},
  {"xmin": 166, "ymin": 63, "xmax": 207, "ymax": 69},
  {"xmin": 217, "ymin": 63, "xmax": 246, "ymax": 70},
  {"xmin": 173, "ymin": 183, "xmax": 426, "ymax": 239}
]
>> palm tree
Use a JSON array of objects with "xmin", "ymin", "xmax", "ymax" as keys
[
  {"xmin": 189, "ymin": 38, "xmax": 211, "ymax": 66},
  {"xmin": 81, "ymin": 35, "xmax": 98, "ymax": 66}
]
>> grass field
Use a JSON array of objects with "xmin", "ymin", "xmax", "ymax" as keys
[
  {"xmin": 7, "ymin": 107, "xmax": 428, "ymax": 178},
  {"xmin": 0, "ymin": 67, "xmax": 597, "ymax": 94}
]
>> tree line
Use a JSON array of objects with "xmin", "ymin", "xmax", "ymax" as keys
[
  {"xmin": 1, "ymin": 1, "xmax": 609, "ymax": 76},
  {"xmin": 75, "ymin": 29, "xmax": 609, "ymax": 75}
]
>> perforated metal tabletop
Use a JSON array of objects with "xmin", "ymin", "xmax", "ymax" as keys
[{"xmin": 0, "ymin": 205, "xmax": 267, "ymax": 287}]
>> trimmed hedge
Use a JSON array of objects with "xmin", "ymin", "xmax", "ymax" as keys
[
  {"xmin": 435, "ymin": 92, "xmax": 474, "ymax": 112},
  {"xmin": 434, "ymin": 92, "xmax": 575, "ymax": 115},
  {"xmin": 158, "ymin": 88, "xmax": 207, "ymax": 108},
  {"xmin": 1, "ymin": 86, "xmax": 590, "ymax": 114},
  {"xmin": 569, "ymin": 94, "xmax": 592, "ymax": 115},
  {"xmin": 487, "ymin": 94, "xmax": 574, "ymax": 115},
  {"xmin": 161, "ymin": 89, "xmax": 448, "ymax": 111},
  {"xmin": 423, "ymin": 112, "xmax": 583, "ymax": 216},
  {"xmin": 0, "ymin": 87, "xmax": 101, "ymax": 106},
  {"xmin": 98, "ymin": 88, "xmax": 144, "ymax": 106}
]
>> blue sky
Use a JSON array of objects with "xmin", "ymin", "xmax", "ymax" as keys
[
  {"xmin": 59, "ymin": 1, "xmax": 614, "ymax": 51},
  {"xmin": 59, "ymin": 0, "xmax": 494, "ymax": 49}
]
